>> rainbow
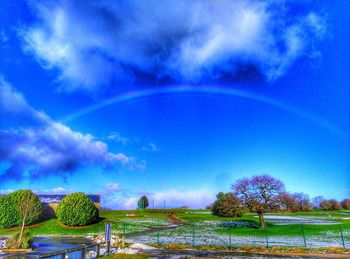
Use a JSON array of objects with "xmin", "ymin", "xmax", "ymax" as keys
[{"xmin": 61, "ymin": 85, "xmax": 346, "ymax": 138}]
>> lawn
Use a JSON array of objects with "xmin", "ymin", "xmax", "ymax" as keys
[
  {"xmin": 0, "ymin": 210, "xmax": 168, "ymax": 236},
  {"xmin": 0, "ymin": 209, "xmax": 349, "ymax": 241}
]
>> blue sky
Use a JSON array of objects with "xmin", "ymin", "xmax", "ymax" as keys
[{"xmin": 0, "ymin": 0, "xmax": 349, "ymax": 209}]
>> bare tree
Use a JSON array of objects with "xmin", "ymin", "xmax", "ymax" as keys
[
  {"xmin": 320, "ymin": 199, "xmax": 341, "ymax": 210},
  {"xmin": 312, "ymin": 196, "xmax": 325, "ymax": 209},
  {"xmin": 341, "ymin": 199, "xmax": 350, "ymax": 209},
  {"xmin": 232, "ymin": 174, "xmax": 285, "ymax": 229},
  {"xmin": 293, "ymin": 192, "xmax": 312, "ymax": 212},
  {"xmin": 279, "ymin": 192, "xmax": 298, "ymax": 212}
]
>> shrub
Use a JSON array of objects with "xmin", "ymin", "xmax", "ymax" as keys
[
  {"xmin": 0, "ymin": 195, "xmax": 19, "ymax": 229},
  {"xmin": 56, "ymin": 192, "xmax": 99, "ymax": 226},
  {"xmin": 7, "ymin": 230, "xmax": 34, "ymax": 249},
  {"xmin": 0, "ymin": 190, "xmax": 41, "ymax": 229},
  {"xmin": 212, "ymin": 192, "xmax": 242, "ymax": 217}
]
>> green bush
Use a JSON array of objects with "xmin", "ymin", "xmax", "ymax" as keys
[
  {"xmin": 56, "ymin": 192, "xmax": 99, "ymax": 226},
  {"xmin": 0, "ymin": 195, "xmax": 19, "ymax": 229},
  {"xmin": 0, "ymin": 190, "xmax": 42, "ymax": 229},
  {"xmin": 212, "ymin": 192, "xmax": 243, "ymax": 217}
]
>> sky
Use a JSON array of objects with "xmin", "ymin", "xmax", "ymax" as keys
[{"xmin": 0, "ymin": 0, "xmax": 349, "ymax": 209}]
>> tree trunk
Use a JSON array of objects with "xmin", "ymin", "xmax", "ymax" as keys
[
  {"xmin": 258, "ymin": 212, "xmax": 265, "ymax": 229},
  {"xmin": 17, "ymin": 217, "xmax": 26, "ymax": 248}
]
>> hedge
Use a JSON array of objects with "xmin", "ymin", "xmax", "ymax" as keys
[{"xmin": 56, "ymin": 192, "xmax": 99, "ymax": 226}]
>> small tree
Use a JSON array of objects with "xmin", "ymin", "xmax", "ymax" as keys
[
  {"xmin": 312, "ymin": 196, "xmax": 325, "ymax": 209},
  {"xmin": 232, "ymin": 174, "xmax": 285, "ymax": 229},
  {"xmin": 137, "ymin": 195, "xmax": 149, "ymax": 209},
  {"xmin": 212, "ymin": 192, "xmax": 242, "ymax": 217},
  {"xmin": 11, "ymin": 190, "xmax": 42, "ymax": 248},
  {"xmin": 320, "ymin": 199, "xmax": 341, "ymax": 210},
  {"xmin": 329, "ymin": 199, "xmax": 341, "ymax": 210},
  {"xmin": 293, "ymin": 193, "xmax": 312, "ymax": 212},
  {"xmin": 319, "ymin": 199, "xmax": 332, "ymax": 210},
  {"xmin": 279, "ymin": 192, "xmax": 298, "ymax": 212},
  {"xmin": 341, "ymin": 199, "xmax": 350, "ymax": 209}
]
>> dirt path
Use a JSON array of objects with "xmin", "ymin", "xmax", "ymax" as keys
[
  {"xmin": 166, "ymin": 213, "xmax": 183, "ymax": 225},
  {"xmin": 120, "ymin": 213, "xmax": 184, "ymax": 238}
]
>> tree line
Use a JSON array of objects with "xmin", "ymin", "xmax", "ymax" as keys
[{"xmin": 209, "ymin": 174, "xmax": 349, "ymax": 229}]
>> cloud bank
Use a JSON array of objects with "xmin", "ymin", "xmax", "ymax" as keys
[
  {"xmin": 0, "ymin": 78, "xmax": 145, "ymax": 181},
  {"xmin": 22, "ymin": 0, "xmax": 326, "ymax": 93},
  {"xmin": 100, "ymin": 184, "xmax": 215, "ymax": 210}
]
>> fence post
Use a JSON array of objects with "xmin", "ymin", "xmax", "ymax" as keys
[
  {"xmin": 264, "ymin": 226, "xmax": 269, "ymax": 248},
  {"xmin": 340, "ymin": 226, "xmax": 345, "ymax": 249},
  {"xmin": 301, "ymin": 223, "xmax": 306, "ymax": 248},
  {"xmin": 82, "ymin": 245, "xmax": 87, "ymax": 259},
  {"xmin": 229, "ymin": 226, "xmax": 232, "ymax": 249},
  {"xmin": 96, "ymin": 244, "xmax": 100, "ymax": 258},
  {"xmin": 192, "ymin": 223, "xmax": 195, "ymax": 247},
  {"xmin": 157, "ymin": 219, "xmax": 160, "ymax": 245}
]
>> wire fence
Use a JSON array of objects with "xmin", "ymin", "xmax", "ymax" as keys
[
  {"xmin": 1, "ymin": 219, "xmax": 348, "ymax": 258},
  {"xmin": 115, "ymin": 220, "xmax": 350, "ymax": 249},
  {"xmin": 0, "ymin": 243, "xmax": 104, "ymax": 259}
]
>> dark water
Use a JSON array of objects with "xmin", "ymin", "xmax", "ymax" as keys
[{"xmin": 32, "ymin": 236, "xmax": 93, "ymax": 253}]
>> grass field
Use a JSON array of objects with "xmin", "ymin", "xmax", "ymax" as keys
[{"xmin": 0, "ymin": 209, "xmax": 349, "ymax": 247}]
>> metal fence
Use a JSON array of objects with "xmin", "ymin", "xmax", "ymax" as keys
[
  {"xmin": 1, "ymin": 220, "xmax": 348, "ymax": 258},
  {"xmin": 117, "ymin": 220, "xmax": 350, "ymax": 249},
  {"xmin": 0, "ymin": 244, "xmax": 106, "ymax": 259}
]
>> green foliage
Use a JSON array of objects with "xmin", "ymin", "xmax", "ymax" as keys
[
  {"xmin": 0, "ymin": 195, "xmax": 19, "ymax": 229},
  {"xmin": 56, "ymin": 192, "xmax": 99, "ymax": 226},
  {"xmin": 10, "ymin": 190, "xmax": 42, "ymax": 225},
  {"xmin": 137, "ymin": 195, "xmax": 149, "ymax": 209},
  {"xmin": 212, "ymin": 192, "xmax": 243, "ymax": 217},
  {"xmin": 0, "ymin": 190, "xmax": 42, "ymax": 229},
  {"xmin": 7, "ymin": 230, "xmax": 34, "ymax": 249}
]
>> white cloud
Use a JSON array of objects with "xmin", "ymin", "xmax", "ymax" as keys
[
  {"xmin": 101, "ymin": 187, "xmax": 216, "ymax": 210},
  {"xmin": 0, "ymin": 79, "xmax": 146, "ymax": 180},
  {"xmin": 108, "ymin": 133, "xmax": 129, "ymax": 145},
  {"xmin": 141, "ymin": 143, "xmax": 159, "ymax": 152},
  {"xmin": 0, "ymin": 189, "xmax": 14, "ymax": 195},
  {"xmin": 105, "ymin": 183, "xmax": 120, "ymax": 192},
  {"xmin": 21, "ymin": 0, "xmax": 326, "ymax": 92}
]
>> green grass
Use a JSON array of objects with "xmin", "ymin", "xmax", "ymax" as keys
[{"xmin": 0, "ymin": 209, "xmax": 349, "ymax": 238}]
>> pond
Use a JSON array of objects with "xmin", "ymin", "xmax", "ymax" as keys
[{"xmin": 0, "ymin": 236, "xmax": 95, "ymax": 258}]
